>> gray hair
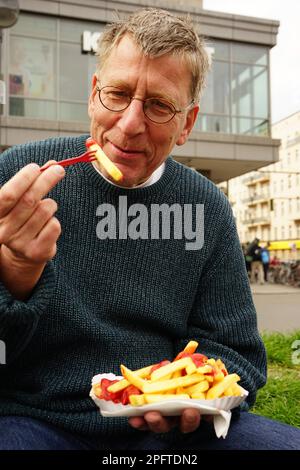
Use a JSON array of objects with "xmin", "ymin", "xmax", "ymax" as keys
[{"xmin": 96, "ymin": 8, "xmax": 210, "ymax": 103}]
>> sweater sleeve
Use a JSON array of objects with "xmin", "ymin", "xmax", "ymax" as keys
[
  {"xmin": 175, "ymin": 204, "xmax": 267, "ymax": 410},
  {"xmin": 0, "ymin": 261, "xmax": 56, "ymax": 365},
  {"xmin": 0, "ymin": 145, "xmax": 56, "ymax": 366}
]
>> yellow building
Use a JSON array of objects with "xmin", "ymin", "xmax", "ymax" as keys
[{"xmin": 227, "ymin": 111, "xmax": 300, "ymax": 260}]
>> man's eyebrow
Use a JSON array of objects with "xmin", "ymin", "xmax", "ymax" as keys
[
  {"xmin": 106, "ymin": 80, "xmax": 131, "ymax": 90},
  {"xmin": 105, "ymin": 80, "xmax": 178, "ymax": 104}
]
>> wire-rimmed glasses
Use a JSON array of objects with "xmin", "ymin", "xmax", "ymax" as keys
[{"xmin": 96, "ymin": 85, "xmax": 193, "ymax": 124}]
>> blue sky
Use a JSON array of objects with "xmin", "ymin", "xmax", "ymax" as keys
[{"xmin": 203, "ymin": 0, "xmax": 300, "ymax": 123}]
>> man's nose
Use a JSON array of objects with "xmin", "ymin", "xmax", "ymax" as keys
[{"xmin": 117, "ymin": 99, "xmax": 147, "ymax": 136}]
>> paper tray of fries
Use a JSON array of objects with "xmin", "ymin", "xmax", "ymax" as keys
[
  {"xmin": 90, "ymin": 341, "xmax": 249, "ymax": 438},
  {"xmin": 90, "ymin": 373, "xmax": 248, "ymax": 439}
]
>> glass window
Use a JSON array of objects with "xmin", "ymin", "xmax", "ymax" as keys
[
  {"xmin": 9, "ymin": 36, "xmax": 56, "ymax": 100},
  {"xmin": 10, "ymin": 13, "xmax": 56, "ymax": 39},
  {"xmin": 232, "ymin": 43, "xmax": 268, "ymax": 65},
  {"xmin": 253, "ymin": 67, "xmax": 268, "ymax": 118},
  {"xmin": 209, "ymin": 40, "xmax": 230, "ymax": 60},
  {"xmin": 59, "ymin": 102, "xmax": 89, "ymax": 122},
  {"xmin": 232, "ymin": 64, "xmax": 251, "ymax": 117},
  {"xmin": 201, "ymin": 61, "xmax": 230, "ymax": 115},
  {"xmin": 59, "ymin": 43, "xmax": 96, "ymax": 102},
  {"xmin": 232, "ymin": 117, "xmax": 263, "ymax": 135},
  {"xmin": 8, "ymin": 13, "xmax": 102, "ymax": 122},
  {"xmin": 195, "ymin": 114, "xmax": 230, "ymax": 134},
  {"xmin": 10, "ymin": 97, "xmax": 56, "ymax": 119},
  {"xmin": 253, "ymin": 119, "xmax": 269, "ymax": 136},
  {"xmin": 199, "ymin": 39, "xmax": 270, "ymax": 136}
]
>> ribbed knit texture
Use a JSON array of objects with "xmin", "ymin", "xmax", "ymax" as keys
[{"xmin": 0, "ymin": 135, "xmax": 266, "ymax": 439}]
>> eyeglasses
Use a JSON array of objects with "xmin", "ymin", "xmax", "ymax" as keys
[{"xmin": 96, "ymin": 85, "xmax": 193, "ymax": 124}]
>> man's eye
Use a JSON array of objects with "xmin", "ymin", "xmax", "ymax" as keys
[
  {"xmin": 150, "ymin": 99, "xmax": 173, "ymax": 113},
  {"xmin": 108, "ymin": 91, "xmax": 128, "ymax": 99}
]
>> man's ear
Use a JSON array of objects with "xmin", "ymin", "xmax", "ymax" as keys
[
  {"xmin": 176, "ymin": 105, "xmax": 199, "ymax": 146},
  {"xmin": 88, "ymin": 74, "xmax": 98, "ymax": 118}
]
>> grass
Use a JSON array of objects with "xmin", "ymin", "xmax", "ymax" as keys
[{"xmin": 252, "ymin": 330, "xmax": 300, "ymax": 427}]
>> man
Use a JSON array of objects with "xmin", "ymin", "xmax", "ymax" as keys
[
  {"xmin": 248, "ymin": 238, "xmax": 264, "ymax": 285},
  {"xmin": 261, "ymin": 243, "xmax": 271, "ymax": 282},
  {"xmin": 0, "ymin": 8, "xmax": 299, "ymax": 450}
]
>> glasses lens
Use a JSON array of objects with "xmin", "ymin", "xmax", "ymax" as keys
[
  {"xmin": 144, "ymin": 98, "xmax": 176, "ymax": 123},
  {"xmin": 99, "ymin": 87, "xmax": 130, "ymax": 112}
]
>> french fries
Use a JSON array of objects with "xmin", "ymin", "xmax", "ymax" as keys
[
  {"xmin": 86, "ymin": 137, "xmax": 123, "ymax": 182},
  {"xmin": 93, "ymin": 341, "xmax": 245, "ymax": 406}
]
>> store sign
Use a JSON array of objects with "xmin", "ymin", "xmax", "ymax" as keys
[{"xmin": 81, "ymin": 31, "xmax": 101, "ymax": 53}]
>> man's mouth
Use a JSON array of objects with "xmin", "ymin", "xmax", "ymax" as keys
[{"xmin": 109, "ymin": 142, "xmax": 144, "ymax": 159}]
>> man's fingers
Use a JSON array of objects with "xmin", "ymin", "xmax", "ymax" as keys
[
  {"xmin": 0, "ymin": 163, "xmax": 41, "ymax": 217},
  {"xmin": 11, "ymin": 199, "xmax": 58, "ymax": 246},
  {"xmin": 24, "ymin": 217, "xmax": 61, "ymax": 262},
  {"xmin": 128, "ymin": 416, "xmax": 149, "ymax": 431},
  {"xmin": 129, "ymin": 413, "xmax": 177, "ymax": 434},
  {"xmin": 40, "ymin": 160, "xmax": 57, "ymax": 171},
  {"xmin": 143, "ymin": 411, "xmax": 177, "ymax": 434},
  {"xmin": 129, "ymin": 411, "xmax": 200, "ymax": 435},
  {"xmin": 33, "ymin": 217, "xmax": 61, "ymax": 258},
  {"xmin": 180, "ymin": 409, "xmax": 201, "ymax": 434},
  {"xmin": 18, "ymin": 164, "xmax": 65, "ymax": 211},
  {"xmin": 0, "ymin": 165, "xmax": 64, "ymax": 242}
]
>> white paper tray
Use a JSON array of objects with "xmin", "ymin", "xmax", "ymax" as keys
[{"xmin": 90, "ymin": 373, "xmax": 248, "ymax": 438}]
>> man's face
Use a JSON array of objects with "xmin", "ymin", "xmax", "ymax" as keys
[{"xmin": 88, "ymin": 35, "xmax": 199, "ymax": 187}]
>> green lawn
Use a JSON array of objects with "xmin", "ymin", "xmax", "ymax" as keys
[{"xmin": 252, "ymin": 330, "xmax": 300, "ymax": 428}]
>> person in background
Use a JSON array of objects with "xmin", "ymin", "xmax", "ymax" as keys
[
  {"xmin": 243, "ymin": 242, "xmax": 252, "ymax": 278},
  {"xmin": 270, "ymin": 255, "xmax": 280, "ymax": 266},
  {"xmin": 260, "ymin": 243, "xmax": 270, "ymax": 282},
  {"xmin": 247, "ymin": 238, "xmax": 264, "ymax": 285},
  {"xmin": 0, "ymin": 8, "xmax": 299, "ymax": 451}
]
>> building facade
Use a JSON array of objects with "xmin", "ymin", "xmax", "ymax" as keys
[
  {"xmin": 228, "ymin": 111, "xmax": 300, "ymax": 260},
  {"xmin": 0, "ymin": 0, "xmax": 280, "ymax": 182}
]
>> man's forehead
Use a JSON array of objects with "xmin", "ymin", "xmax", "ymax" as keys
[{"xmin": 103, "ymin": 34, "xmax": 185, "ymax": 72}]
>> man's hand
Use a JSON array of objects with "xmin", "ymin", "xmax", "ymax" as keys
[
  {"xmin": 129, "ymin": 409, "xmax": 201, "ymax": 434},
  {"xmin": 0, "ymin": 162, "xmax": 65, "ymax": 299}
]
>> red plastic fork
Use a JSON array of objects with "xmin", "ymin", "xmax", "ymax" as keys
[{"xmin": 40, "ymin": 150, "xmax": 97, "ymax": 171}]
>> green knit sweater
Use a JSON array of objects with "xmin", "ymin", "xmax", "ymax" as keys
[{"xmin": 0, "ymin": 135, "xmax": 266, "ymax": 438}]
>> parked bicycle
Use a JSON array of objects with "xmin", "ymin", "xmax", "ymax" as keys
[{"xmin": 267, "ymin": 260, "xmax": 300, "ymax": 287}]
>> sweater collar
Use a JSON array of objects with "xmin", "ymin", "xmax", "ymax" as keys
[{"xmin": 91, "ymin": 160, "xmax": 166, "ymax": 189}]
